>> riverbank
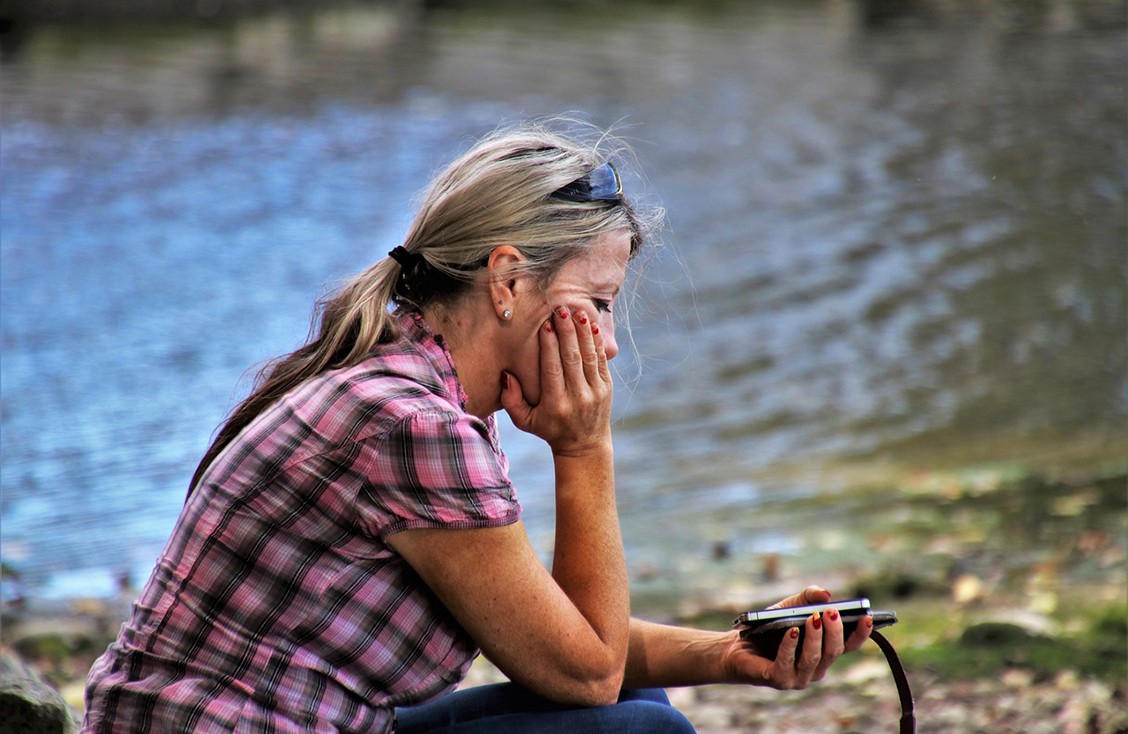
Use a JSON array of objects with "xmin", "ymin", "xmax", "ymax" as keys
[
  {"xmin": 3, "ymin": 469, "xmax": 1124, "ymax": 732},
  {"xmin": 4, "ymin": 603, "xmax": 1125, "ymax": 734}
]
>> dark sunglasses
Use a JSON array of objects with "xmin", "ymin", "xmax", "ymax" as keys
[{"xmin": 549, "ymin": 161, "xmax": 622, "ymax": 203}]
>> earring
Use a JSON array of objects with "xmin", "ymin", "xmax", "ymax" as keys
[{"xmin": 502, "ymin": 309, "xmax": 512, "ymax": 320}]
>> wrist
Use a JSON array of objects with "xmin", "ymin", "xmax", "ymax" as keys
[
  {"xmin": 550, "ymin": 434, "xmax": 614, "ymax": 461},
  {"xmin": 552, "ymin": 441, "xmax": 615, "ymax": 505},
  {"xmin": 719, "ymin": 629, "xmax": 747, "ymax": 684}
]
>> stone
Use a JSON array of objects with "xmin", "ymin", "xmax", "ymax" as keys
[{"xmin": 0, "ymin": 653, "xmax": 79, "ymax": 734}]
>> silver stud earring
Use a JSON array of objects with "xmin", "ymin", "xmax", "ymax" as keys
[{"xmin": 502, "ymin": 309, "xmax": 512, "ymax": 320}]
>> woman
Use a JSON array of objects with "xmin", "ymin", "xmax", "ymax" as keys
[{"xmin": 82, "ymin": 121, "xmax": 871, "ymax": 734}]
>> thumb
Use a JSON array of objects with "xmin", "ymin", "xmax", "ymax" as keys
[
  {"xmin": 801, "ymin": 585, "xmax": 832, "ymax": 604},
  {"xmin": 499, "ymin": 371, "xmax": 533, "ymax": 428},
  {"xmin": 769, "ymin": 585, "xmax": 831, "ymax": 610}
]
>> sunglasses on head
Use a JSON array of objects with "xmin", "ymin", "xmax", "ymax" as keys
[{"xmin": 549, "ymin": 161, "xmax": 622, "ymax": 204}]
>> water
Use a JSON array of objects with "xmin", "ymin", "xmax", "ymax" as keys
[{"xmin": 2, "ymin": 0, "xmax": 1126, "ymax": 604}]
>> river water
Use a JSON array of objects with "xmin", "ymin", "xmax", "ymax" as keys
[{"xmin": 2, "ymin": 0, "xmax": 1125, "ymax": 605}]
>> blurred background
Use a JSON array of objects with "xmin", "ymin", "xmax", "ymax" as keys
[{"xmin": 1, "ymin": 0, "xmax": 1126, "ymax": 727}]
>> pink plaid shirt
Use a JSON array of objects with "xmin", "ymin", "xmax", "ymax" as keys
[{"xmin": 83, "ymin": 311, "xmax": 521, "ymax": 733}]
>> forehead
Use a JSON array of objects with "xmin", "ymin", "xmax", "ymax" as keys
[{"xmin": 549, "ymin": 230, "xmax": 632, "ymax": 292}]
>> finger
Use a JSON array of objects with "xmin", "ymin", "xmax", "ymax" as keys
[
  {"xmin": 794, "ymin": 613, "xmax": 823, "ymax": 687},
  {"xmin": 823, "ymin": 607, "xmax": 846, "ymax": 656},
  {"xmin": 772, "ymin": 626, "xmax": 801, "ymax": 689},
  {"xmin": 536, "ymin": 316, "xmax": 565, "ymax": 401},
  {"xmin": 768, "ymin": 585, "xmax": 831, "ymax": 610},
  {"xmin": 572, "ymin": 309, "xmax": 602, "ymax": 384},
  {"xmin": 591, "ymin": 319, "xmax": 612, "ymax": 383},
  {"xmin": 801, "ymin": 585, "xmax": 832, "ymax": 605},
  {"xmin": 499, "ymin": 370, "xmax": 532, "ymax": 427},
  {"xmin": 551, "ymin": 306, "xmax": 585, "ymax": 387},
  {"xmin": 844, "ymin": 614, "xmax": 874, "ymax": 653},
  {"xmin": 812, "ymin": 608, "xmax": 846, "ymax": 682}
]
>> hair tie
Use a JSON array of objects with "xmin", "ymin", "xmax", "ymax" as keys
[{"xmin": 388, "ymin": 246, "xmax": 420, "ymax": 268}]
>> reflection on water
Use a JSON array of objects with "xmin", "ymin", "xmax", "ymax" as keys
[{"xmin": 2, "ymin": 0, "xmax": 1125, "ymax": 600}]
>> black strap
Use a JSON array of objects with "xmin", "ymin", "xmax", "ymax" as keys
[{"xmin": 871, "ymin": 629, "xmax": 916, "ymax": 734}]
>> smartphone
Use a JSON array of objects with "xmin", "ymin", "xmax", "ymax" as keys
[{"xmin": 733, "ymin": 598, "xmax": 897, "ymax": 659}]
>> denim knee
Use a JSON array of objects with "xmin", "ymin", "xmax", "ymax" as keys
[
  {"xmin": 620, "ymin": 699, "xmax": 697, "ymax": 734},
  {"xmin": 619, "ymin": 687, "xmax": 671, "ymax": 705}
]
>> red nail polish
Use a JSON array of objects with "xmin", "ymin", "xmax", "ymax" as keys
[
  {"xmin": 790, "ymin": 627, "xmax": 800, "ymax": 639},
  {"xmin": 828, "ymin": 609, "xmax": 838, "ymax": 622},
  {"xmin": 556, "ymin": 307, "xmax": 569, "ymax": 320},
  {"xmin": 544, "ymin": 321, "xmax": 554, "ymax": 333},
  {"xmin": 592, "ymin": 324, "xmax": 600, "ymax": 335},
  {"xmin": 576, "ymin": 311, "xmax": 588, "ymax": 325},
  {"xmin": 812, "ymin": 614, "xmax": 822, "ymax": 630}
]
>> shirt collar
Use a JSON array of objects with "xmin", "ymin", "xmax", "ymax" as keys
[{"xmin": 394, "ymin": 308, "xmax": 470, "ymax": 412}]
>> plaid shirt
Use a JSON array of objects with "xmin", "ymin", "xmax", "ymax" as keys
[{"xmin": 83, "ymin": 311, "xmax": 521, "ymax": 733}]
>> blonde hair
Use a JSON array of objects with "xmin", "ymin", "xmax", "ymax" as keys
[{"xmin": 189, "ymin": 119, "xmax": 661, "ymax": 493}]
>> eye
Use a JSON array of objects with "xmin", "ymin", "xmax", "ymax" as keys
[{"xmin": 593, "ymin": 298, "xmax": 612, "ymax": 314}]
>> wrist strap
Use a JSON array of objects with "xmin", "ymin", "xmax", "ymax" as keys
[{"xmin": 870, "ymin": 629, "xmax": 916, "ymax": 734}]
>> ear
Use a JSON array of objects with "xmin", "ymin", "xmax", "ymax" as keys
[{"xmin": 486, "ymin": 245, "xmax": 528, "ymax": 320}]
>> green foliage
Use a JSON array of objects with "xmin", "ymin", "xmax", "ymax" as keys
[
  {"xmin": 901, "ymin": 604, "xmax": 1128, "ymax": 684},
  {"xmin": 10, "ymin": 634, "xmax": 72, "ymax": 667}
]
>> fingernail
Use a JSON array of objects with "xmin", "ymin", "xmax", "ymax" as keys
[
  {"xmin": 544, "ymin": 320, "xmax": 554, "ymax": 333},
  {"xmin": 556, "ymin": 307, "xmax": 569, "ymax": 319},
  {"xmin": 828, "ymin": 609, "xmax": 839, "ymax": 622},
  {"xmin": 812, "ymin": 613, "xmax": 822, "ymax": 630},
  {"xmin": 576, "ymin": 311, "xmax": 588, "ymax": 325},
  {"xmin": 790, "ymin": 627, "xmax": 800, "ymax": 639},
  {"xmin": 500, "ymin": 371, "xmax": 510, "ymax": 390},
  {"xmin": 592, "ymin": 324, "xmax": 600, "ymax": 335}
]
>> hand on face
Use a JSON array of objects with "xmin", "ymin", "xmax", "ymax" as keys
[
  {"xmin": 492, "ymin": 230, "xmax": 629, "ymax": 453},
  {"xmin": 500, "ymin": 304, "xmax": 613, "ymax": 457}
]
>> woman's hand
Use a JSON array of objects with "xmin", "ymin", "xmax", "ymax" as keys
[
  {"xmin": 501, "ymin": 306, "xmax": 613, "ymax": 457},
  {"xmin": 721, "ymin": 586, "xmax": 873, "ymax": 690}
]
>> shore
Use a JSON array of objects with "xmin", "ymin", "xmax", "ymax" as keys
[
  {"xmin": 5, "ymin": 584, "xmax": 1124, "ymax": 733},
  {"xmin": 5, "ymin": 605, "xmax": 1124, "ymax": 734},
  {"xmin": 3, "ymin": 469, "xmax": 1126, "ymax": 732}
]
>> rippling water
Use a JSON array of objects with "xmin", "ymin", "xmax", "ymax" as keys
[{"xmin": 2, "ymin": 0, "xmax": 1125, "ymax": 601}]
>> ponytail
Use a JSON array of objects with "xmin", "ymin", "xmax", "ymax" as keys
[{"xmin": 187, "ymin": 258, "xmax": 401, "ymax": 494}]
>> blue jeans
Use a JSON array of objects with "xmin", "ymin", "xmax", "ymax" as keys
[{"xmin": 395, "ymin": 684, "xmax": 697, "ymax": 733}]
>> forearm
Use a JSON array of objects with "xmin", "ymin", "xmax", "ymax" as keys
[
  {"xmin": 550, "ymin": 445, "xmax": 630, "ymax": 665},
  {"xmin": 624, "ymin": 618, "xmax": 737, "ymax": 688}
]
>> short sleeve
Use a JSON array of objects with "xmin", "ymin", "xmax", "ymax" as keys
[{"xmin": 356, "ymin": 410, "xmax": 521, "ymax": 540}]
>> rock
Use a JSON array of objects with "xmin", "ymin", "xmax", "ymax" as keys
[
  {"xmin": 0, "ymin": 653, "xmax": 79, "ymax": 734},
  {"xmin": 958, "ymin": 621, "xmax": 1044, "ymax": 647}
]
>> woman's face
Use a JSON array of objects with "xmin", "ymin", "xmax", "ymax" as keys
[{"xmin": 506, "ymin": 229, "xmax": 631, "ymax": 406}]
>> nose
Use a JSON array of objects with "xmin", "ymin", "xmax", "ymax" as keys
[{"xmin": 600, "ymin": 317, "xmax": 619, "ymax": 361}]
